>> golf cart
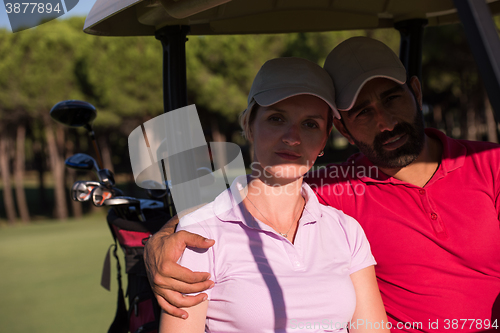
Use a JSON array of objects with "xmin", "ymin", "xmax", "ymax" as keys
[
  {"xmin": 82, "ymin": 0, "xmax": 500, "ymax": 120},
  {"xmin": 79, "ymin": 1, "xmax": 500, "ymax": 332}
]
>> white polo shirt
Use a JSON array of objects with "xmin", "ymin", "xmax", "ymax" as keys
[{"xmin": 177, "ymin": 178, "xmax": 376, "ymax": 332}]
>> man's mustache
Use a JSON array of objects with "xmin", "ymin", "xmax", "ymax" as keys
[{"xmin": 374, "ymin": 122, "xmax": 414, "ymax": 147}]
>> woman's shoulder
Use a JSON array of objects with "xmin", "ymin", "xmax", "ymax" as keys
[
  {"xmin": 179, "ymin": 201, "xmax": 216, "ymax": 224},
  {"xmin": 317, "ymin": 203, "xmax": 365, "ymax": 234},
  {"xmin": 177, "ymin": 186, "xmax": 239, "ymax": 235}
]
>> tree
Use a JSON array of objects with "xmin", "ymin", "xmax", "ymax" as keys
[
  {"xmin": 422, "ymin": 24, "xmax": 490, "ymax": 141},
  {"xmin": 0, "ymin": 29, "xmax": 22, "ymax": 223},
  {"xmin": 14, "ymin": 19, "xmax": 85, "ymax": 220}
]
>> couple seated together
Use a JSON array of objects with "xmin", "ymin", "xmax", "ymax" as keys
[
  {"xmin": 160, "ymin": 37, "xmax": 390, "ymax": 333},
  {"xmin": 151, "ymin": 36, "xmax": 500, "ymax": 333}
]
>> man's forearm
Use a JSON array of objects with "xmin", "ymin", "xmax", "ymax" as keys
[{"xmin": 144, "ymin": 203, "xmax": 207, "ymax": 283}]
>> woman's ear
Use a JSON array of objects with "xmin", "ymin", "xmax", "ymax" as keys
[{"xmin": 333, "ymin": 117, "xmax": 355, "ymax": 145}]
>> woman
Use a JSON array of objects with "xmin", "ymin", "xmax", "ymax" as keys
[{"xmin": 160, "ymin": 57, "xmax": 389, "ymax": 332}]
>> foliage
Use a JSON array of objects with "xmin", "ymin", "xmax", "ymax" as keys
[{"xmin": 0, "ymin": 16, "xmax": 496, "ymax": 220}]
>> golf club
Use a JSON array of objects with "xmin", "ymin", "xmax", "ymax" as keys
[{"xmin": 50, "ymin": 100, "xmax": 104, "ymax": 169}]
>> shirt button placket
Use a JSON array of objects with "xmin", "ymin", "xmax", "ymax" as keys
[
  {"xmin": 284, "ymin": 243, "xmax": 304, "ymax": 271},
  {"xmin": 418, "ymin": 188, "xmax": 446, "ymax": 236}
]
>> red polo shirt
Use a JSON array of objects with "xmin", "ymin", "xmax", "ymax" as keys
[{"xmin": 305, "ymin": 128, "xmax": 500, "ymax": 332}]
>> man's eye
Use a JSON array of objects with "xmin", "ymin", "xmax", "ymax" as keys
[
  {"xmin": 386, "ymin": 95, "xmax": 400, "ymax": 103},
  {"xmin": 356, "ymin": 109, "xmax": 369, "ymax": 117}
]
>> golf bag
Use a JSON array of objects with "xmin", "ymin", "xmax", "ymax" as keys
[{"xmin": 102, "ymin": 208, "xmax": 170, "ymax": 333}]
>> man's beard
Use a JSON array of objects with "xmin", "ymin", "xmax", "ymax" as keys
[{"xmin": 351, "ymin": 108, "xmax": 425, "ymax": 169}]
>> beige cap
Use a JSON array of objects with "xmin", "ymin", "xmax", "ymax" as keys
[
  {"xmin": 247, "ymin": 57, "xmax": 339, "ymax": 118},
  {"xmin": 324, "ymin": 37, "xmax": 407, "ymax": 111}
]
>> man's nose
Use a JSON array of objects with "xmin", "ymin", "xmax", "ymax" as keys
[
  {"xmin": 282, "ymin": 124, "xmax": 301, "ymax": 146},
  {"xmin": 376, "ymin": 107, "xmax": 398, "ymax": 132}
]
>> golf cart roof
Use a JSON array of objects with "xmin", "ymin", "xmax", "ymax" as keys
[{"xmin": 84, "ymin": 0, "xmax": 500, "ymax": 36}]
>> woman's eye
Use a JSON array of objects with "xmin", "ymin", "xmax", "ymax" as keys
[
  {"xmin": 269, "ymin": 116, "xmax": 283, "ymax": 122},
  {"xmin": 304, "ymin": 121, "xmax": 319, "ymax": 128}
]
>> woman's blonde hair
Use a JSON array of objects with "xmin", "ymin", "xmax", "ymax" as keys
[{"xmin": 239, "ymin": 101, "xmax": 259, "ymax": 140}]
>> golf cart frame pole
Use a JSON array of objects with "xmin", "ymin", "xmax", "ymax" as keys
[
  {"xmin": 155, "ymin": 25, "xmax": 191, "ymax": 113},
  {"xmin": 453, "ymin": 0, "xmax": 500, "ymax": 122},
  {"xmin": 395, "ymin": 19, "xmax": 428, "ymax": 83}
]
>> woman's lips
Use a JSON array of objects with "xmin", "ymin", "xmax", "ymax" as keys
[{"xmin": 276, "ymin": 151, "xmax": 301, "ymax": 160}]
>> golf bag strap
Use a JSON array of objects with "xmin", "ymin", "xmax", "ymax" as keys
[
  {"xmin": 106, "ymin": 215, "xmax": 129, "ymax": 333},
  {"xmin": 101, "ymin": 245, "xmax": 113, "ymax": 291}
]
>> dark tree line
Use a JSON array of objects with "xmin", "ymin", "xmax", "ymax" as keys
[{"xmin": 0, "ymin": 17, "xmax": 497, "ymax": 223}]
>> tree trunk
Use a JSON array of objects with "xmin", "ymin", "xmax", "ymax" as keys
[
  {"xmin": 65, "ymin": 136, "xmax": 82, "ymax": 218},
  {"xmin": 14, "ymin": 124, "xmax": 30, "ymax": 223},
  {"xmin": 444, "ymin": 109, "xmax": 455, "ymax": 138},
  {"xmin": 33, "ymin": 139, "xmax": 47, "ymax": 209},
  {"xmin": 0, "ymin": 134, "xmax": 17, "ymax": 224},
  {"xmin": 484, "ymin": 93, "xmax": 498, "ymax": 143},
  {"xmin": 99, "ymin": 136, "xmax": 114, "ymax": 173},
  {"xmin": 43, "ymin": 114, "xmax": 68, "ymax": 220},
  {"xmin": 432, "ymin": 104, "xmax": 443, "ymax": 130},
  {"xmin": 211, "ymin": 119, "xmax": 227, "ymax": 170},
  {"xmin": 466, "ymin": 106, "xmax": 477, "ymax": 141},
  {"xmin": 67, "ymin": 167, "xmax": 83, "ymax": 218}
]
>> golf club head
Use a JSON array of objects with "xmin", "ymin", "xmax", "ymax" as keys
[
  {"xmin": 71, "ymin": 181, "xmax": 101, "ymax": 202},
  {"xmin": 98, "ymin": 169, "xmax": 115, "ymax": 187},
  {"xmin": 139, "ymin": 199, "xmax": 164, "ymax": 210},
  {"xmin": 50, "ymin": 100, "xmax": 97, "ymax": 129},
  {"xmin": 66, "ymin": 153, "xmax": 100, "ymax": 172},
  {"xmin": 104, "ymin": 196, "xmax": 145, "ymax": 222},
  {"xmin": 91, "ymin": 186, "xmax": 115, "ymax": 207}
]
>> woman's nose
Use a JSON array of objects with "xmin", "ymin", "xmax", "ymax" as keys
[{"xmin": 282, "ymin": 125, "xmax": 301, "ymax": 146}]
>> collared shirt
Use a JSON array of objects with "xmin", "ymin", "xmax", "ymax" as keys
[
  {"xmin": 306, "ymin": 128, "xmax": 500, "ymax": 331},
  {"xmin": 177, "ymin": 178, "xmax": 376, "ymax": 333}
]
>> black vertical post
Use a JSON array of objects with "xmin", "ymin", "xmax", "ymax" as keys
[
  {"xmin": 453, "ymin": 0, "xmax": 500, "ymax": 122},
  {"xmin": 394, "ymin": 19, "xmax": 428, "ymax": 83},
  {"xmin": 155, "ymin": 25, "xmax": 190, "ymax": 113}
]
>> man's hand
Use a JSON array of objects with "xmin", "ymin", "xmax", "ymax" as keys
[{"xmin": 144, "ymin": 219, "xmax": 215, "ymax": 319}]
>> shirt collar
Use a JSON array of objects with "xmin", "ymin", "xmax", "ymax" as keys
[
  {"xmin": 213, "ymin": 176, "xmax": 323, "ymax": 230},
  {"xmin": 351, "ymin": 128, "xmax": 466, "ymax": 185}
]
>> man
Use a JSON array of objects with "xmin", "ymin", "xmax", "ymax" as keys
[{"xmin": 144, "ymin": 37, "xmax": 500, "ymax": 331}]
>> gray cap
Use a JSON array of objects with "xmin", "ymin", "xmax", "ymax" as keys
[
  {"xmin": 324, "ymin": 37, "xmax": 407, "ymax": 111},
  {"xmin": 247, "ymin": 57, "xmax": 339, "ymax": 118}
]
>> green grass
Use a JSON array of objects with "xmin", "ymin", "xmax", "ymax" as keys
[{"xmin": 0, "ymin": 213, "xmax": 121, "ymax": 333}]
